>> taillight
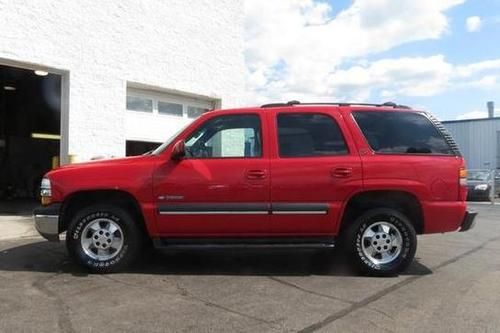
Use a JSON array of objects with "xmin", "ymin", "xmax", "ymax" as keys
[
  {"xmin": 459, "ymin": 167, "xmax": 467, "ymax": 186},
  {"xmin": 458, "ymin": 166, "xmax": 468, "ymax": 201}
]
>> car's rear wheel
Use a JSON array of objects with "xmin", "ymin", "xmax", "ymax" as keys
[
  {"xmin": 66, "ymin": 204, "xmax": 143, "ymax": 273},
  {"xmin": 343, "ymin": 208, "xmax": 417, "ymax": 276}
]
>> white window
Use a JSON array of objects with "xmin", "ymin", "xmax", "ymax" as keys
[
  {"xmin": 126, "ymin": 88, "xmax": 216, "ymax": 119},
  {"xmin": 158, "ymin": 101, "xmax": 183, "ymax": 116},
  {"xmin": 126, "ymin": 96, "xmax": 153, "ymax": 112},
  {"xmin": 187, "ymin": 106, "xmax": 208, "ymax": 119}
]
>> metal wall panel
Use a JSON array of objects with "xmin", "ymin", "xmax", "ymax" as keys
[{"xmin": 442, "ymin": 118, "xmax": 500, "ymax": 169}]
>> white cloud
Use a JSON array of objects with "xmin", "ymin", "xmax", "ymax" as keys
[
  {"xmin": 456, "ymin": 59, "xmax": 500, "ymax": 77},
  {"xmin": 244, "ymin": 0, "xmax": 471, "ymax": 103},
  {"xmin": 466, "ymin": 75, "xmax": 498, "ymax": 89},
  {"xmin": 327, "ymin": 55, "xmax": 453, "ymax": 99},
  {"xmin": 244, "ymin": 1, "xmax": 500, "ymax": 105},
  {"xmin": 457, "ymin": 108, "xmax": 500, "ymax": 120},
  {"xmin": 456, "ymin": 110, "xmax": 487, "ymax": 120},
  {"xmin": 328, "ymin": 55, "xmax": 500, "ymax": 101},
  {"xmin": 466, "ymin": 16, "xmax": 482, "ymax": 32}
]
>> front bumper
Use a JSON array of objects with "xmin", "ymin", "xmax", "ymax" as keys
[
  {"xmin": 33, "ymin": 204, "xmax": 61, "ymax": 242},
  {"xmin": 459, "ymin": 210, "xmax": 477, "ymax": 232}
]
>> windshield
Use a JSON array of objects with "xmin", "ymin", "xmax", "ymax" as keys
[
  {"xmin": 152, "ymin": 122, "xmax": 192, "ymax": 155},
  {"xmin": 467, "ymin": 171, "xmax": 491, "ymax": 181}
]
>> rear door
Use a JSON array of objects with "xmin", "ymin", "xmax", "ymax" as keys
[{"xmin": 267, "ymin": 109, "xmax": 362, "ymax": 235}]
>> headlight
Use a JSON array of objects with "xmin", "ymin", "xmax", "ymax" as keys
[
  {"xmin": 474, "ymin": 184, "xmax": 488, "ymax": 191},
  {"xmin": 40, "ymin": 177, "xmax": 52, "ymax": 205}
]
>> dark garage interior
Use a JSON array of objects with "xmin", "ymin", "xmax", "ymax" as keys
[
  {"xmin": 0, "ymin": 64, "xmax": 61, "ymax": 213},
  {"xmin": 126, "ymin": 140, "xmax": 160, "ymax": 156}
]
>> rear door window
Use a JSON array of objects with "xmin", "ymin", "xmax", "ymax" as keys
[
  {"xmin": 277, "ymin": 113, "xmax": 348, "ymax": 157},
  {"xmin": 353, "ymin": 111, "xmax": 453, "ymax": 155}
]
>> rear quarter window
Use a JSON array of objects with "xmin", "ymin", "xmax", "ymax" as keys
[{"xmin": 352, "ymin": 111, "xmax": 454, "ymax": 155}]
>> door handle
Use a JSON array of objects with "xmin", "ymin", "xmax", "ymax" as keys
[
  {"xmin": 246, "ymin": 169, "xmax": 267, "ymax": 180},
  {"xmin": 331, "ymin": 167, "xmax": 353, "ymax": 178}
]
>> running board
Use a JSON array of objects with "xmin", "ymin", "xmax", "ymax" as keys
[{"xmin": 153, "ymin": 237, "xmax": 335, "ymax": 250}]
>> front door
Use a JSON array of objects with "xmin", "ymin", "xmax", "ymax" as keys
[
  {"xmin": 153, "ymin": 113, "xmax": 270, "ymax": 236},
  {"xmin": 267, "ymin": 110, "xmax": 362, "ymax": 235}
]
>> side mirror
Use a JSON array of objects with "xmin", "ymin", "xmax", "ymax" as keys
[{"xmin": 171, "ymin": 140, "xmax": 186, "ymax": 161}]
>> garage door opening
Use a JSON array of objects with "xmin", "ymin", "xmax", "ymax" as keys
[
  {"xmin": 0, "ymin": 64, "xmax": 61, "ymax": 213},
  {"xmin": 126, "ymin": 140, "xmax": 161, "ymax": 156}
]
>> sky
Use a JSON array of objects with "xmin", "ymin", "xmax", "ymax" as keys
[{"xmin": 244, "ymin": 0, "xmax": 500, "ymax": 120}]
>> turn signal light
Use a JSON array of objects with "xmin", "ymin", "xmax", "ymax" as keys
[
  {"xmin": 40, "ymin": 177, "xmax": 52, "ymax": 206},
  {"xmin": 41, "ymin": 196, "xmax": 52, "ymax": 206}
]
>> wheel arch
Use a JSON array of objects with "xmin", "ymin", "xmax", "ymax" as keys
[
  {"xmin": 59, "ymin": 189, "xmax": 147, "ymax": 235},
  {"xmin": 339, "ymin": 190, "xmax": 424, "ymax": 235}
]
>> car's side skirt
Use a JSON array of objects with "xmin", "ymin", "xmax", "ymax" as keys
[{"xmin": 152, "ymin": 236, "xmax": 335, "ymax": 250}]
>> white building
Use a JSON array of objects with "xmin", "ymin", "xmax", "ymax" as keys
[
  {"xmin": 0, "ymin": 0, "xmax": 245, "ymax": 162},
  {"xmin": 0, "ymin": 1, "xmax": 244, "ymax": 201}
]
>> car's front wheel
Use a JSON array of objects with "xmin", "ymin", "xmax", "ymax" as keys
[
  {"xmin": 343, "ymin": 208, "xmax": 417, "ymax": 276},
  {"xmin": 66, "ymin": 205, "xmax": 143, "ymax": 273}
]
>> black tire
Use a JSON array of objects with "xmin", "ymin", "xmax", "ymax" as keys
[
  {"xmin": 342, "ymin": 208, "xmax": 417, "ymax": 277},
  {"xmin": 66, "ymin": 204, "xmax": 144, "ymax": 273}
]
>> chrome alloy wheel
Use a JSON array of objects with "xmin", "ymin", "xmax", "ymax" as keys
[
  {"xmin": 81, "ymin": 218, "xmax": 124, "ymax": 261},
  {"xmin": 361, "ymin": 221, "xmax": 403, "ymax": 265}
]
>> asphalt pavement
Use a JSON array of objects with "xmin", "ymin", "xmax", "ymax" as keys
[{"xmin": 0, "ymin": 203, "xmax": 499, "ymax": 332}]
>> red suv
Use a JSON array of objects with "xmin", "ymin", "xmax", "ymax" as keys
[{"xmin": 34, "ymin": 101, "xmax": 476, "ymax": 276}]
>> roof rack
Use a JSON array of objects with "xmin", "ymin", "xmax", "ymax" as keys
[
  {"xmin": 260, "ymin": 101, "xmax": 412, "ymax": 109},
  {"xmin": 260, "ymin": 100, "xmax": 301, "ymax": 108}
]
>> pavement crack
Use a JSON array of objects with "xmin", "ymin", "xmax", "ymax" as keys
[
  {"xmin": 99, "ymin": 274, "xmax": 164, "ymax": 292},
  {"xmin": 297, "ymin": 234, "xmax": 500, "ymax": 333},
  {"xmin": 172, "ymin": 279, "xmax": 283, "ymax": 330},
  {"xmin": 99, "ymin": 275, "xmax": 282, "ymax": 330},
  {"xmin": 32, "ymin": 272, "xmax": 75, "ymax": 333},
  {"xmin": 267, "ymin": 276, "xmax": 356, "ymax": 305},
  {"xmin": 365, "ymin": 317, "xmax": 395, "ymax": 333},
  {"xmin": 366, "ymin": 307, "xmax": 395, "ymax": 321}
]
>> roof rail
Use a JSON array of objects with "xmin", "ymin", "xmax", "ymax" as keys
[
  {"xmin": 260, "ymin": 100, "xmax": 412, "ymax": 109},
  {"xmin": 260, "ymin": 100, "xmax": 301, "ymax": 108}
]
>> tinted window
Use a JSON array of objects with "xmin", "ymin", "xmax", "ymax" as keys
[
  {"xmin": 353, "ymin": 111, "xmax": 452, "ymax": 154},
  {"xmin": 185, "ymin": 115, "xmax": 261, "ymax": 158},
  {"xmin": 277, "ymin": 114, "xmax": 348, "ymax": 157}
]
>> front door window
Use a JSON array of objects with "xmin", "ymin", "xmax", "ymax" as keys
[{"xmin": 185, "ymin": 114, "xmax": 262, "ymax": 158}]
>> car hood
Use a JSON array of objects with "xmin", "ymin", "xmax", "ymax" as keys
[{"xmin": 54, "ymin": 155, "xmax": 153, "ymax": 170}]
